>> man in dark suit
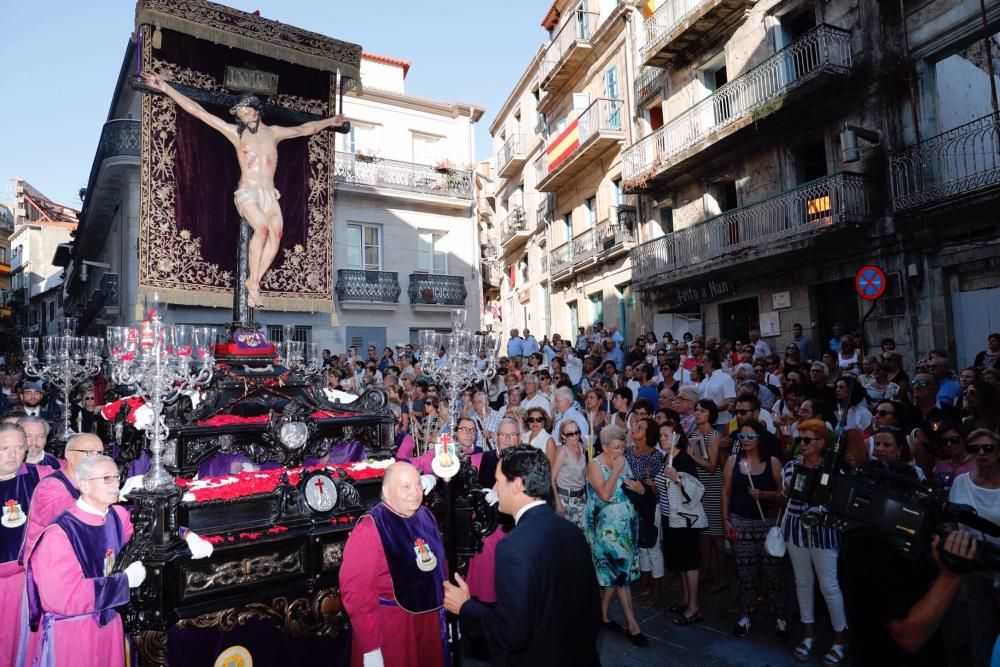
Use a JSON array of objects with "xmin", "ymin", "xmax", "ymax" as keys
[{"xmin": 444, "ymin": 446, "xmax": 601, "ymax": 666}]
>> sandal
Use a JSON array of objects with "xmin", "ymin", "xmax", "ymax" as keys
[
  {"xmin": 793, "ymin": 638, "xmax": 815, "ymax": 662},
  {"xmin": 667, "ymin": 604, "xmax": 687, "ymax": 614},
  {"xmin": 672, "ymin": 611, "xmax": 703, "ymax": 625},
  {"xmin": 822, "ymin": 644, "xmax": 846, "ymax": 666}
]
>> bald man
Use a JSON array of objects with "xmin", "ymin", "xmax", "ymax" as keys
[{"xmin": 339, "ymin": 462, "xmax": 448, "ymax": 667}]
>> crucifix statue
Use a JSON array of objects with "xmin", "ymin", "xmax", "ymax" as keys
[{"xmin": 140, "ymin": 71, "xmax": 348, "ymax": 309}]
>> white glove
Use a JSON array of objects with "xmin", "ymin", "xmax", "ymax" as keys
[
  {"xmin": 362, "ymin": 648, "xmax": 384, "ymax": 667},
  {"xmin": 420, "ymin": 474, "xmax": 437, "ymax": 495},
  {"xmin": 484, "ymin": 489, "xmax": 499, "ymax": 506},
  {"xmin": 119, "ymin": 475, "xmax": 145, "ymax": 502},
  {"xmin": 124, "ymin": 561, "xmax": 146, "ymax": 588},
  {"xmin": 185, "ymin": 532, "xmax": 214, "ymax": 559}
]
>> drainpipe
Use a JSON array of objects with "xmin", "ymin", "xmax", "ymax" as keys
[
  {"xmin": 898, "ymin": 0, "xmax": 922, "ymax": 144},
  {"xmin": 979, "ymin": 0, "xmax": 999, "ymax": 115}
]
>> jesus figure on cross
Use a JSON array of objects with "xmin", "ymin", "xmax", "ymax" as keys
[{"xmin": 141, "ymin": 71, "xmax": 348, "ymax": 309}]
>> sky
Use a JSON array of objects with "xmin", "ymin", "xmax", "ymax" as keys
[{"xmin": 0, "ymin": 0, "xmax": 547, "ymax": 209}]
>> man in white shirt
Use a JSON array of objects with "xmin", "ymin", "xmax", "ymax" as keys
[
  {"xmin": 750, "ymin": 329, "xmax": 771, "ymax": 360},
  {"xmin": 564, "ymin": 349, "xmax": 584, "ymax": 386},
  {"xmin": 699, "ymin": 352, "xmax": 736, "ymax": 431},
  {"xmin": 520, "ymin": 375, "xmax": 552, "ymax": 416},
  {"xmin": 551, "ymin": 387, "xmax": 590, "ymax": 443}
]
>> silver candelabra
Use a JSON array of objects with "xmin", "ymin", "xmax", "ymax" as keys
[
  {"xmin": 274, "ymin": 325, "xmax": 321, "ymax": 375},
  {"xmin": 106, "ymin": 304, "xmax": 216, "ymax": 490},
  {"xmin": 418, "ymin": 309, "xmax": 501, "ymax": 439},
  {"xmin": 21, "ymin": 317, "xmax": 103, "ymax": 441}
]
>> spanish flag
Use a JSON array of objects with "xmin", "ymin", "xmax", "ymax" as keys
[{"xmin": 546, "ymin": 118, "xmax": 581, "ymax": 173}]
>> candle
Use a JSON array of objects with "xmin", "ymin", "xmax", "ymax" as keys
[{"xmin": 667, "ymin": 432, "xmax": 677, "ymax": 469}]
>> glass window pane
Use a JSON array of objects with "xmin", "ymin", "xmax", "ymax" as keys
[
  {"xmin": 364, "ymin": 227, "xmax": 379, "ymax": 246},
  {"xmin": 364, "ymin": 246, "xmax": 379, "ymax": 269},
  {"xmin": 347, "ymin": 245, "xmax": 362, "ymax": 269},
  {"xmin": 347, "ymin": 225, "xmax": 361, "ymax": 247}
]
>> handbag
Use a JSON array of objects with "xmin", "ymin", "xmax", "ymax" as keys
[{"xmin": 744, "ymin": 458, "xmax": 787, "ymax": 558}]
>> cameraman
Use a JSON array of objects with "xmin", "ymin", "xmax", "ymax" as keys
[{"xmin": 843, "ymin": 523, "xmax": 978, "ymax": 664}]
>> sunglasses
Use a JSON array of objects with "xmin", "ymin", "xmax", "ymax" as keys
[
  {"xmin": 876, "ymin": 410, "xmax": 895, "ymax": 418},
  {"xmin": 942, "ymin": 435, "xmax": 963, "ymax": 445},
  {"xmin": 735, "ymin": 432, "xmax": 759, "ymax": 441},
  {"xmin": 526, "ymin": 417, "xmax": 545, "ymax": 423},
  {"xmin": 967, "ymin": 443, "xmax": 997, "ymax": 454},
  {"xmin": 797, "ymin": 436, "xmax": 824, "ymax": 445},
  {"xmin": 563, "ymin": 431, "xmax": 581, "ymax": 438},
  {"xmin": 734, "ymin": 409, "xmax": 753, "ymax": 416},
  {"xmin": 912, "ymin": 380, "xmax": 930, "ymax": 387}
]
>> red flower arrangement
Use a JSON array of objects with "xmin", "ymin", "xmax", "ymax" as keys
[
  {"xmin": 195, "ymin": 410, "xmax": 354, "ymax": 427},
  {"xmin": 176, "ymin": 460, "xmax": 390, "ymax": 503}
]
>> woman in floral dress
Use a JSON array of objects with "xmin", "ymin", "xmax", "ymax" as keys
[{"xmin": 584, "ymin": 424, "xmax": 649, "ymax": 647}]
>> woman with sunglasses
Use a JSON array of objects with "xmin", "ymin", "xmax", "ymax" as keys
[
  {"xmin": 551, "ymin": 419, "xmax": 588, "ymax": 529},
  {"xmin": 688, "ymin": 399, "xmax": 727, "ymax": 592},
  {"xmin": 932, "ymin": 423, "xmax": 976, "ymax": 491},
  {"xmin": 722, "ymin": 419, "xmax": 786, "ymax": 640},
  {"xmin": 68, "ymin": 384, "xmax": 100, "ymax": 435},
  {"xmin": 962, "ymin": 380, "xmax": 1000, "ymax": 434},
  {"xmin": 782, "ymin": 419, "xmax": 848, "ymax": 664},
  {"xmin": 654, "ymin": 421, "xmax": 706, "ymax": 625},
  {"xmin": 584, "ymin": 425, "xmax": 648, "ymax": 647},
  {"xmin": 948, "ymin": 429, "xmax": 1000, "ymax": 666},
  {"xmin": 522, "ymin": 407, "xmax": 554, "ymax": 461}
]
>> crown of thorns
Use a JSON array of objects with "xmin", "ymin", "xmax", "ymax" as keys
[{"xmin": 229, "ymin": 95, "xmax": 263, "ymax": 115}]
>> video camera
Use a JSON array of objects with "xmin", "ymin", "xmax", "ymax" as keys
[{"xmin": 786, "ymin": 385, "xmax": 999, "ymax": 572}]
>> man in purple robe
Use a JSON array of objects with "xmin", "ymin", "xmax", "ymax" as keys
[
  {"xmin": 24, "ymin": 455, "xmax": 144, "ymax": 667},
  {"xmin": 0, "ymin": 424, "xmax": 54, "ymax": 665}
]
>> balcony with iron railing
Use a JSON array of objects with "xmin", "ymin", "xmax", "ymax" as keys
[
  {"xmin": 623, "ymin": 25, "xmax": 853, "ymax": 191},
  {"xmin": 630, "ymin": 172, "xmax": 872, "ymax": 286},
  {"xmin": 537, "ymin": 98, "xmax": 626, "ymax": 192},
  {"xmin": 482, "ymin": 260, "xmax": 503, "ymax": 289},
  {"xmin": 550, "ymin": 229, "xmax": 598, "ymax": 280},
  {"xmin": 889, "ymin": 112, "xmax": 1000, "ymax": 212},
  {"xmin": 595, "ymin": 204, "xmax": 638, "ymax": 260},
  {"xmin": 408, "ymin": 273, "xmax": 468, "ymax": 306},
  {"xmin": 540, "ymin": 7, "xmax": 600, "ymax": 92},
  {"xmin": 335, "ymin": 269, "xmax": 401, "ymax": 308},
  {"xmin": 500, "ymin": 206, "xmax": 534, "ymax": 253},
  {"xmin": 497, "ymin": 134, "xmax": 527, "ymax": 179},
  {"xmin": 634, "ymin": 66, "xmax": 668, "ymax": 105},
  {"xmin": 641, "ymin": 0, "xmax": 752, "ymax": 68},
  {"xmin": 334, "ymin": 152, "xmax": 474, "ymax": 201}
]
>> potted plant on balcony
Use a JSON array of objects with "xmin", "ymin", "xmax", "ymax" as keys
[
  {"xmin": 420, "ymin": 287, "xmax": 437, "ymax": 304},
  {"xmin": 434, "ymin": 158, "xmax": 455, "ymax": 174},
  {"xmin": 357, "ymin": 147, "xmax": 378, "ymax": 162}
]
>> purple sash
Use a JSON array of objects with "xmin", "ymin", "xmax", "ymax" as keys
[
  {"xmin": 27, "ymin": 509, "xmax": 130, "ymax": 633},
  {"xmin": 368, "ymin": 503, "xmax": 445, "ymax": 613},
  {"xmin": 0, "ymin": 464, "xmax": 41, "ymax": 562},
  {"xmin": 39, "ymin": 453, "xmax": 61, "ymax": 470}
]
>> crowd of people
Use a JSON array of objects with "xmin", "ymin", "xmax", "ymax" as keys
[{"xmin": 371, "ymin": 324, "xmax": 999, "ymax": 666}]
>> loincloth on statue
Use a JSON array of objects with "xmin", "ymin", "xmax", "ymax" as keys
[{"xmin": 233, "ymin": 185, "xmax": 281, "ymax": 215}]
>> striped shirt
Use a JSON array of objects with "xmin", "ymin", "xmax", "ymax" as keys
[{"xmin": 780, "ymin": 459, "xmax": 842, "ymax": 550}]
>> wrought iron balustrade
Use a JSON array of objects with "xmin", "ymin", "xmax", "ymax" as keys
[
  {"xmin": 335, "ymin": 269, "xmax": 401, "ymax": 303},
  {"xmin": 623, "ymin": 25, "xmax": 852, "ymax": 181},
  {"xmin": 889, "ymin": 112, "xmax": 1000, "ymax": 210},
  {"xmin": 482, "ymin": 261, "xmax": 503, "ymax": 288},
  {"xmin": 540, "ymin": 7, "xmax": 600, "ymax": 84},
  {"xmin": 596, "ymin": 205, "xmax": 637, "ymax": 252},
  {"xmin": 630, "ymin": 172, "xmax": 871, "ymax": 282},
  {"xmin": 80, "ymin": 119, "xmax": 140, "ymax": 210},
  {"xmin": 634, "ymin": 65, "xmax": 667, "ymax": 102},
  {"xmin": 550, "ymin": 229, "xmax": 597, "ymax": 275},
  {"xmin": 539, "ymin": 98, "xmax": 624, "ymax": 183},
  {"xmin": 498, "ymin": 134, "xmax": 525, "ymax": 173},
  {"xmin": 641, "ymin": 0, "xmax": 711, "ymax": 58},
  {"xmin": 500, "ymin": 207, "xmax": 529, "ymax": 245},
  {"xmin": 408, "ymin": 273, "xmax": 467, "ymax": 306},
  {"xmin": 334, "ymin": 152, "xmax": 474, "ymax": 199}
]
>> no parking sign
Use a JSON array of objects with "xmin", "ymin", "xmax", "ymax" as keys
[{"xmin": 855, "ymin": 265, "xmax": 887, "ymax": 301}]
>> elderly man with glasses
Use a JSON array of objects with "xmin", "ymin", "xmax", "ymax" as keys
[
  {"xmin": 0, "ymin": 424, "xmax": 55, "ymax": 665},
  {"xmin": 24, "ymin": 454, "xmax": 147, "ymax": 667}
]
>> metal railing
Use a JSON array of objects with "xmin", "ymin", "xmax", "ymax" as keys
[
  {"xmin": 539, "ymin": 98, "xmax": 625, "ymax": 179},
  {"xmin": 497, "ymin": 134, "xmax": 525, "ymax": 174},
  {"xmin": 630, "ymin": 172, "xmax": 871, "ymax": 281},
  {"xmin": 500, "ymin": 207, "xmax": 529, "ymax": 244},
  {"xmin": 482, "ymin": 261, "xmax": 503, "ymax": 288},
  {"xmin": 634, "ymin": 66, "xmax": 667, "ymax": 102},
  {"xmin": 80, "ymin": 119, "xmax": 140, "ymax": 214},
  {"xmin": 335, "ymin": 269, "xmax": 401, "ymax": 303},
  {"xmin": 550, "ymin": 229, "xmax": 597, "ymax": 275},
  {"xmin": 596, "ymin": 205, "xmax": 638, "ymax": 252},
  {"xmin": 334, "ymin": 152, "xmax": 474, "ymax": 199},
  {"xmin": 641, "ymin": 0, "xmax": 711, "ymax": 58},
  {"xmin": 889, "ymin": 112, "xmax": 1000, "ymax": 210},
  {"xmin": 408, "ymin": 273, "xmax": 468, "ymax": 305},
  {"xmin": 540, "ymin": 7, "xmax": 601, "ymax": 84},
  {"xmin": 623, "ymin": 25, "xmax": 852, "ymax": 181}
]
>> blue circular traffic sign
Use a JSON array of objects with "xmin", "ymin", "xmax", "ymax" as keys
[{"xmin": 855, "ymin": 265, "xmax": 887, "ymax": 301}]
